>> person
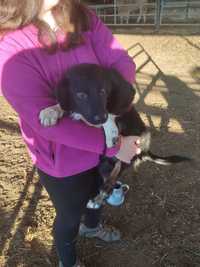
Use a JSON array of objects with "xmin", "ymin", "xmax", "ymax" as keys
[{"xmin": 0, "ymin": 1, "xmax": 141, "ymax": 266}]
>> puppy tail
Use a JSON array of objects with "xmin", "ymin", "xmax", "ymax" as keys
[{"xmin": 142, "ymin": 151, "xmax": 191, "ymax": 165}]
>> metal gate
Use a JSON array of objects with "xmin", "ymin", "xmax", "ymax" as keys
[
  {"xmin": 85, "ymin": 0, "xmax": 200, "ymax": 28},
  {"xmin": 160, "ymin": 0, "xmax": 200, "ymax": 26}
]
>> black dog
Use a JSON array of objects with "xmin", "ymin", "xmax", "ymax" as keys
[
  {"xmin": 55, "ymin": 63, "xmax": 189, "ymax": 164},
  {"xmin": 41, "ymin": 63, "xmax": 191, "ymax": 206}
]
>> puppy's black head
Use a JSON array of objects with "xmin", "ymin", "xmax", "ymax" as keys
[
  {"xmin": 55, "ymin": 63, "xmax": 136, "ymax": 126},
  {"xmin": 56, "ymin": 64, "xmax": 110, "ymax": 126}
]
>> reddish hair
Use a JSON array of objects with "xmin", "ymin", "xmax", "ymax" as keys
[{"xmin": 0, "ymin": 0, "xmax": 90, "ymax": 52}]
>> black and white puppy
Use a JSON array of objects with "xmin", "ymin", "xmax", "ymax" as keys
[
  {"xmin": 40, "ymin": 63, "xmax": 190, "ymax": 167},
  {"xmin": 39, "ymin": 63, "xmax": 191, "ymax": 205}
]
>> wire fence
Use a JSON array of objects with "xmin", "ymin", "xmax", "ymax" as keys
[
  {"xmin": 160, "ymin": 0, "xmax": 200, "ymax": 25},
  {"xmin": 85, "ymin": 0, "xmax": 200, "ymax": 28}
]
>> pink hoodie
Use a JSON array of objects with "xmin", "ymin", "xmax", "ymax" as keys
[{"xmin": 0, "ymin": 12, "xmax": 135, "ymax": 178}]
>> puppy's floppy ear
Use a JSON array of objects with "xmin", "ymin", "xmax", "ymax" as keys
[
  {"xmin": 106, "ymin": 68, "xmax": 136, "ymax": 115},
  {"xmin": 55, "ymin": 76, "xmax": 72, "ymax": 112}
]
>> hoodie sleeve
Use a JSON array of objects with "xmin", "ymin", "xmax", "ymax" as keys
[{"xmin": 89, "ymin": 12, "xmax": 136, "ymax": 84}]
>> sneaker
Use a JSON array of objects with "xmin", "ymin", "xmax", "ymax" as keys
[{"xmin": 79, "ymin": 223, "xmax": 121, "ymax": 242}]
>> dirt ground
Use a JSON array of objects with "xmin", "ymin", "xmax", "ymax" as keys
[{"xmin": 0, "ymin": 31, "xmax": 200, "ymax": 267}]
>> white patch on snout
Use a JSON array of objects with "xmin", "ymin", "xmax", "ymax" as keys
[
  {"xmin": 70, "ymin": 112, "xmax": 102, "ymax": 128},
  {"xmin": 70, "ymin": 112, "xmax": 82, "ymax": 121}
]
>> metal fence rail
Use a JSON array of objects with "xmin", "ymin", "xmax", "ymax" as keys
[
  {"xmin": 160, "ymin": 0, "xmax": 200, "ymax": 25},
  {"xmin": 86, "ymin": 0, "xmax": 200, "ymax": 28},
  {"xmin": 89, "ymin": 2, "xmax": 157, "ymax": 26}
]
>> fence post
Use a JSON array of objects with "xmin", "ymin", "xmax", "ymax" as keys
[
  {"xmin": 156, "ymin": 0, "xmax": 161, "ymax": 31},
  {"xmin": 114, "ymin": 0, "xmax": 117, "ymax": 25}
]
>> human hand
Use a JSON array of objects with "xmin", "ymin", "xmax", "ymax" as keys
[{"xmin": 115, "ymin": 136, "xmax": 141, "ymax": 164}]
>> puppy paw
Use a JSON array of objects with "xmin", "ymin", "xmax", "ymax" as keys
[{"xmin": 39, "ymin": 104, "xmax": 64, "ymax": 127}]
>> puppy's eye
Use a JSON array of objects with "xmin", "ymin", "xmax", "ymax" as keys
[
  {"xmin": 100, "ymin": 89, "xmax": 106, "ymax": 95},
  {"xmin": 77, "ymin": 92, "xmax": 88, "ymax": 100}
]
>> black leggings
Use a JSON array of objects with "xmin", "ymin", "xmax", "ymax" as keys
[{"xmin": 38, "ymin": 167, "xmax": 103, "ymax": 267}]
